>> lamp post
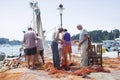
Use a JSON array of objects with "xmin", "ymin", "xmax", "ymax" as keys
[{"xmin": 57, "ymin": 4, "xmax": 64, "ymax": 28}]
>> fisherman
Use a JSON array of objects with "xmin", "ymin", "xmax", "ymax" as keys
[
  {"xmin": 51, "ymin": 28, "xmax": 63, "ymax": 69},
  {"xmin": 76, "ymin": 24, "xmax": 89, "ymax": 67},
  {"xmin": 61, "ymin": 28, "xmax": 72, "ymax": 69},
  {"xmin": 36, "ymin": 33, "xmax": 45, "ymax": 65},
  {"xmin": 23, "ymin": 27, "xmax": 37, "ymax": 69}
]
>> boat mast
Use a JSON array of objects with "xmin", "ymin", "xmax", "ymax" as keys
[{"xmin": 29, "ymin": 1, "xmax": 46, "ymax": 47}]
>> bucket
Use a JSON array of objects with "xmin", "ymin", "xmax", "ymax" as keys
[{"xmin": 102, "ymin": 47, "xmax": 106, "ymax": 53}]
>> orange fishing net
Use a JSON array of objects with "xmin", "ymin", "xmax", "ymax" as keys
[
  {"xmin": 0, "ymin": 72, "xmax": 23, "ymax": 80},
  {"xmin": 0, "ymin": 56, "xmax": 120, "ymax": 80}
]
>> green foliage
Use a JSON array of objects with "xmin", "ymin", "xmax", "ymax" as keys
[
  {"xmin": 71, "ymin": 29, "xmax": 120, "ymax": 43},
  {"xmin": 0, "ymin": 38, "xmax": 9, "ymax": 44},
  {"xmin": 71, "ymin": 34, "xmax": 79, "ymax": 40},
  {"xmin": 0, "ymin": 38, "xmax": 21, "ymax": 45}
]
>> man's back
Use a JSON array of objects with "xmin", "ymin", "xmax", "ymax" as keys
[
  {"xmin": 64, "ymin": 32, "xmax": 71, "ymax": 42},
  {"xmin": 37, "ymin": 36, "xmax": 44, "ymax": 50},
  {"xmin": 24, "ymin": 30, "xmax": 36, "ymax": 48}
]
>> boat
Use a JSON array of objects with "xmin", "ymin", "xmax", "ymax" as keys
[{"xmin": 102, "ymin": 39, "xmax": 120, "ymax": 52}]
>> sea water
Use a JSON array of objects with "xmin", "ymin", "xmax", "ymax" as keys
[
  {"xmin": 0, "ymin": 44, "xmax": 21, "ymax": 56},
  {"xmin": 0, "ymin": 44, "xmax": 118, "ymax": 58},
  {"xmin": 0, "ymin": 44, "xmax": 79, "ymax": 56}
]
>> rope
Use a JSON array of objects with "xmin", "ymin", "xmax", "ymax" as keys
[{"xmin": 44, "ymin": 26, "xmax": 60, "ymax": 34}]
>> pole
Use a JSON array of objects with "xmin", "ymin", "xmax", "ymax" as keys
[{"xmin": 60, "ymin": 13, "xmax": 62, "ymax": 28}]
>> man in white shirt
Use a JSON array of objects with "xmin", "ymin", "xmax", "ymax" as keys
[{"xmin": 77, "ymin": 24, "xmax": 88, "ymax": 67}]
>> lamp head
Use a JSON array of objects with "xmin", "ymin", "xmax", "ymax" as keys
[
  {"xmin": 57, "ymin": 4, "xmax": 64, "ymax": 14},
  {"xmin": 59, "ymin": 4, "xmax": 63, "ymax": 8}
]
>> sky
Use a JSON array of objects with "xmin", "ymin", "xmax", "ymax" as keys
[{"xmin": 0, "ymin": 0, "xmax": 120, "ymax": 41}]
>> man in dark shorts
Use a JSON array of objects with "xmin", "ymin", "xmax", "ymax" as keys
[{"xmin": 23, "ymin": 27, "xmax": 37, "ymax": 69}]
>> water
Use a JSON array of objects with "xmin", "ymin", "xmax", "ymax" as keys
[
  {"xmin": 0, "ymin": 44, "xmax": 21, "ymax": 56},
  {"xmin": 0, "ymin": 44, "xmax": 79, "ymax": 56},
  {"xmin": 1, "ymin": 44, "xmax": 118, "ymax": 58}
]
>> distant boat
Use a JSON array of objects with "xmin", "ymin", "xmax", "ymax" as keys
[{"xmin": 102, "ymin": 39, "xmax": 120, "ymax": 52}]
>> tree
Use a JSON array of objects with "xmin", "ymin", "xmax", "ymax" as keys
[
  {"xmin": 71, "ymin": 29, "xmax": 120, "ymax": 43},
  {"xmin": 113, "ymin": 29, "xmax": 119, "ymax": 39},
  {"xmin": 0, "ymin": 38, "xmax": 9, "ymax": 44}
]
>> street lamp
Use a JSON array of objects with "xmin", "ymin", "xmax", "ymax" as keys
[{"xmin": 57, "ymin": 4, "xmax": 64, "ymax": 28}]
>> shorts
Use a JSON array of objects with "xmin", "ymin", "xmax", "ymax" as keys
[
  {"xmin": 39, "ymin": 50, "xmax": 44, "ymax": 56},
  {"xmin": 25, "ymin": 47, "xmax": 37, "ymax": 55}
]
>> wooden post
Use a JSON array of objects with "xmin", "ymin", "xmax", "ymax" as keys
[{"xmin": 118, "ymin": 51, "xmax": 120, "ymax": 57}]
